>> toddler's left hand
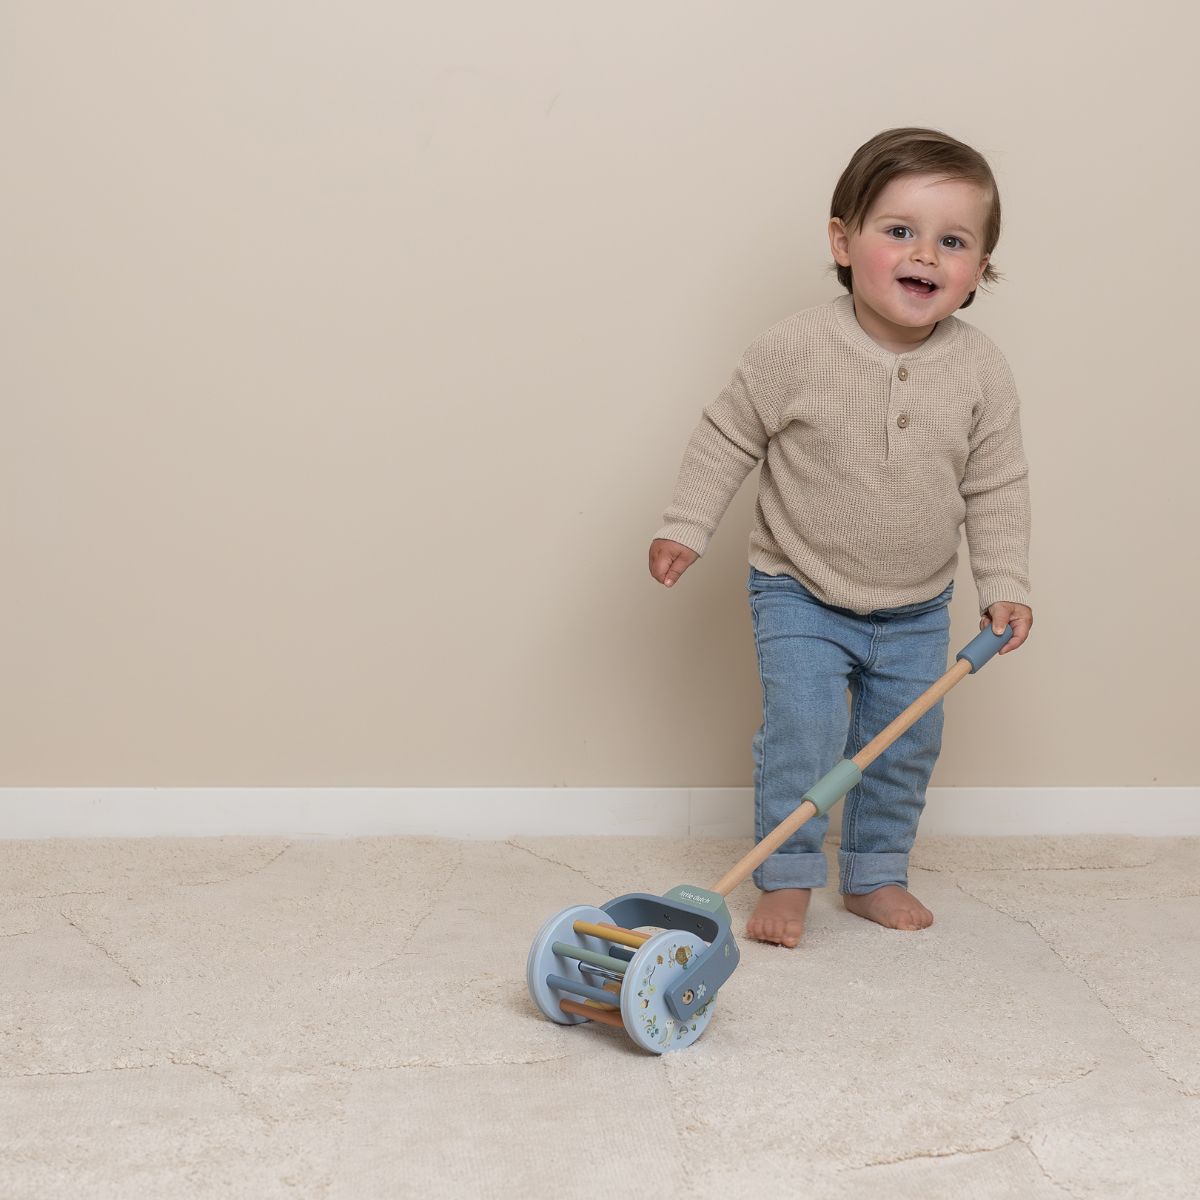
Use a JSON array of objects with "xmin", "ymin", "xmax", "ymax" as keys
[{"xmin": 980, "ymin": 602, "xmax": 1033, "ymax": 654}]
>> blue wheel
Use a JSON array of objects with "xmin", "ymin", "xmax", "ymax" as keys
[
  {"xmin": 526, "ymin": 905, "xmax": 616, "ymax": 1025},
  {"xmin": 620, "ymin": 929, "xmax": 715, "ymax": 1054}
]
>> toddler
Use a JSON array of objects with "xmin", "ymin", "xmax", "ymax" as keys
[{"xmin": 649, "ymin": 127, "xmax": 1033, "ymax": 947}]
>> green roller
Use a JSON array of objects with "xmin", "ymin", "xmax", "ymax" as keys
[{"xmin": 550, "ymin": 941, "xmax": 628, "ymax": 974}]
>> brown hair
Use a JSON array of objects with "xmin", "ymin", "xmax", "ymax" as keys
[{"xmin": 829, "ymin": 127, "xmax": 1003, "ymax": 310}]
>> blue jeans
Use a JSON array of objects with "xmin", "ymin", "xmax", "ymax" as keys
[{"xmin": 746, "ymin": 566, "xmax": 954, "ymax": 895}]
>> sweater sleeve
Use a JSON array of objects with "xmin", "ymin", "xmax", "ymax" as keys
[
  {"xmin": 654, "ymin": 349, "xmax": 781, "ymax": 555},
  {"xmin": 961, "ymin": 348, "xmax": 1033, "ymax": 613}
]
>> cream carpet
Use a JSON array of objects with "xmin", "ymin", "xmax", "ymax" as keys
[{"xmin": 2, "ymin": 834, "xmax": 1198, "ymax": 1198}]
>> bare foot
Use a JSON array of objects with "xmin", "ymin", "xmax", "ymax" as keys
[
  {"xmin": 746, "ymin": 888, "xmax": 811, "ymax": 948},
  {"xmin": 842, "ymin": 885, "xmax": 933, "ymax": 931}
]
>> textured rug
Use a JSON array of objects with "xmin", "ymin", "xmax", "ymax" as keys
[{"xmin": 2, "ymin": 834, "xmax": 1198, "ymax": 1198}]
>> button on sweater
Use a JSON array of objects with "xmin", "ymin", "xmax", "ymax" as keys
[{"xmin": 655, "ymin": 292, "xmax": 1032, "ymax": 616}]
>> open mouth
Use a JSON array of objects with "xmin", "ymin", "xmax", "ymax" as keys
[{"xmin": 898, "ymin": 277, "xmax": 939, "ymax": 296}]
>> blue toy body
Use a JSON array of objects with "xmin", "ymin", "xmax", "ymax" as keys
[{"xmin": 602, "ymin": 887, "xmax": 740, "ymax": 1024}]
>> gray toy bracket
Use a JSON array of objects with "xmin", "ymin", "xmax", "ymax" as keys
[{"xmin": 602, "ymin": 890, "xmax": 741, "ymax": 1022}]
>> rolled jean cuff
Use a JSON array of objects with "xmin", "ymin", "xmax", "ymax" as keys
[
  {"xmin": 753, "ymin": 851, "xmax": 828, "ymax": 891},
  {"xmin": 838, "ymin": 850, "xmax": 909, "ymax": 895}
]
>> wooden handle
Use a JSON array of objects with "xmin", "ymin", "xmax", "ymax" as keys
[
  {"xmin": 851, "ymin": 658, "xmax": 971, "ymax": 772},
  {"xmin": 712, "ymin": 799, "xmax": 819, "ymax": 895},
  {"xmin": 711, "ymin": 656, "xmax": 974, "ymax": 897}
]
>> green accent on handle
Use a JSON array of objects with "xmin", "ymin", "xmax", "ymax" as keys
[
  {"xmin": 663, "ymin": 884, "xmax": 731, "ymax": 922},
  {"xmin": 551, "ymin": 941, "xmax": 628, "ymax": 974},
  {"xmin": 802, "ymin": 759, "xmax": 864, "ymax": 817}
]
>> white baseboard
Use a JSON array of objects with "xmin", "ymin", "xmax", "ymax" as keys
[{"xmin": 0, "ymin": 787, "xmax": 1196, "ymax": 839}]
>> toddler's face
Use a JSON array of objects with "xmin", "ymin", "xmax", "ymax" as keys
[{"xmin": 829, "ymin": 173, "xmax": 992, "ymax": 334}]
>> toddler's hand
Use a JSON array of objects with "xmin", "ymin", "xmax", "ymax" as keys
[
  {"xmin": 649, "ymin": 538, "xmax": 698, "ymax": 588},
  {"xmin": 980, "ymin": 602, "xmax": 1033, "ymax": 654}
]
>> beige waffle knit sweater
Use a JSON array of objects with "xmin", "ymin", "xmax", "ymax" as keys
[{"xmin": 656, "ymin": 292, "xmax": 1031, "ymax": 615}]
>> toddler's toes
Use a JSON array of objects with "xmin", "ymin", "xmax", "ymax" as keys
[
  {"xmin": 842, "ymin": 885, "xmax": 933, "ymax": 932},
  {"xmin": 746, "ymin": 888, "xmax": 812, "ymax": 948}
]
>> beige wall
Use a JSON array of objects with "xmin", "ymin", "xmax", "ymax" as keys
[{"xmin": 3, "ymin": 2, "xmax": 1196, "ymax": 788}]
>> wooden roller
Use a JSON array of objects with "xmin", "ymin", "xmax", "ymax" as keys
[
  {"xmin": 560, "ymin": 998, "xmax": 624, "ymax": 1028},
  {"xmin": 573, "ymin": 920, "xmax": 651, "ymax": 949}
]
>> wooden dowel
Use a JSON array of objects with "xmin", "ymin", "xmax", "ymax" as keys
[
  {"xmin": 712, "ymin": 800, "xmax": 819, "ymax": 896},
  {"xmin": 599, "ymin": 921, "xmax": 651, "ymax": 947},
  {"xmin": 574, "ymin": 920, "xmax": 650, "ymax": 949},
  {"xmin": 560, "ymin": 998, "xmax": 625, "ymax": 1029},
  {"xmin": 852, "ymin": 658, "xmax": 971, "ymax": 771},
  {"xmin": 712, "ymin": 657, "xmax": 975, "ymax": 897}
]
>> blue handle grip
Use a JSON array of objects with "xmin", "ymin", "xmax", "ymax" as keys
[{"xmin": 955, "ymin": 624, "xmax": 1014, "ymax": 673}]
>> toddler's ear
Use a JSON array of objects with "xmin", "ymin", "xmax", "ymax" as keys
[{"xmin": 828, "ymin": 217, "xmax": 852, "ymax": 266}]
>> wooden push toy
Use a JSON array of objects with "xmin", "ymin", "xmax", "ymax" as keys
[{"xmin": 527, "ymin": 624, "xmax": 1014, "ymax": 1053}]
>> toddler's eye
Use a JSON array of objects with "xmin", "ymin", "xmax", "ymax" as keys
[
  {"xmin": 942, "ymin": 236, "xmax": 963, "ymax": 249},
  {"xmin": 887, "ymin": 227, "xmax": 911, "ymax": 239}
]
